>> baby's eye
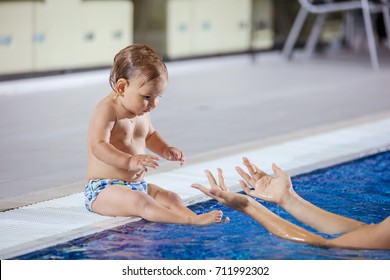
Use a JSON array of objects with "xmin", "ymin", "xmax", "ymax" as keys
[{"xmin": 143, "ymin": 96, "xmax": 151, "ymax": 100}]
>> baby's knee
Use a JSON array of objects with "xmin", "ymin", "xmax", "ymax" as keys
[{"xmin": 166, "ymin": 191, "xmax": 183, "ymax": 204}]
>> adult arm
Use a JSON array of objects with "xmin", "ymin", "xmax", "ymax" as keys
[
  {"xmin": 236, "ymin": 158, "xmax": 366, "ymax": 234},
  {"xmin": 192, "ymin": 169, "xmax": 390, "ymax": 250},
  {"xmin": 192, "ymin": 169, "xmax": 328, "ymax": 247}
]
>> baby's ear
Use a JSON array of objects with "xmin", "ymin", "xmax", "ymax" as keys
[{"xmin": 116, "ymin": 78, "xmax": 128, "ymax": 95}]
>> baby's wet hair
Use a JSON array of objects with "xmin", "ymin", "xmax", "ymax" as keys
[{"xmin": 109, "ymin": 44, "xmax": 168, "ymax": 92}]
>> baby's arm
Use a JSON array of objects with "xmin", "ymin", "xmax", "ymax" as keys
[
  {"xmin": 146, "ymin": 130, "xmax": 185, "ymax": 165},
  {"xmin": 88, "ymin": 102, "xmax": 159, "ymax": 171}
]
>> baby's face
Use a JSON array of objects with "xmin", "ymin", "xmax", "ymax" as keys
[{"xmin": 121, "ymin": 76, "xmax": 168, "ymax": 116}]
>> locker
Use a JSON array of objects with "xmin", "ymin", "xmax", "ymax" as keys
[
  {"xmin": 195, "ymin": 0, "xmax": 251, "ymax": 54},
  {"xmin": 134, "ymin": 0, "xmax": 252, "ymax": 59},
  {"xmin": 0, "ymin": 2, "xmax": 34, "ymax": 74},
  {"xmin": 251, "ymin": 0, "xmax": 274, "ymax": 50},
  {"xmin": 81, "ymin": 0, "xmax": 133, "ymax": 67},
  {"xmin": 33, "ymin": 0, "xmax": 83, "ymax": 71},
  {"xmin": 166, "ymin": 0, "xmax": 193, "ymax": 58}
]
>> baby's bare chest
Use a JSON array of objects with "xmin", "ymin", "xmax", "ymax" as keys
[{"xmin": 111, "ymin": 118, "xmax": 149, "ymax": 143}]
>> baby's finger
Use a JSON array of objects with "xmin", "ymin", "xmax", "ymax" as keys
[
  {"xmin": 147, "ymin": 155, "xmax": 161, "ymax": 161},
  {"xmin": 180, "ymin": 151, "xmax": 186, "ymax": 164},
  {"xmin": 144, "ymin": 158, "xmax": 160, "ymax": 169}
]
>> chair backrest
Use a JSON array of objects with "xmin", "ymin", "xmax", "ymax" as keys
[
  {"xmin": 298, "ymin": 0, "xmax": 389, "ymax": 14},
  {"xmin": 298, "ymin": 0, "xmax": 362, "ymax": 14}
]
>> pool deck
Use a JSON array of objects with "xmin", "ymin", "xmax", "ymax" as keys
[{"xmin": 0, "ymin": 115, "xmax": 389, "ymax": 259}]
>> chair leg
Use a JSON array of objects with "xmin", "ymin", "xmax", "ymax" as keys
[
  {"xmin": 282, "ymin": 6, "xmax": 309, "ymax": 59},
  {"xmin": 381, "ymin": 0, "xmax": 390, "ymax": 48},
  {"xmin": 361, "ymin": 0, "xmax": 380, "ymax": 69},
  {"xmin": 304, "ymin": 13, "xmax": 327, "ymax": 58}
]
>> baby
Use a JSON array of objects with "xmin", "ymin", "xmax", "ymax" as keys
[{"xmin": 84, "ymin": 44, "xmax": 224, "ymax": 225}]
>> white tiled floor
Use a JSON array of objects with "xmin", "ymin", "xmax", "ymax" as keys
[{"xmin": 0, "ymin": 116, "xmax": 389, "ymax": 259}]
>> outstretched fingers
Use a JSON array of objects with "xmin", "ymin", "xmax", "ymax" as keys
[
  {"xmin": 272, "ymin": 163, "xmax": 287, "ymax": 178},
  {"xmin": 217, "ymin": 168, "xmax": 228, "ymax": 191},
  {"xmin": 242, "ymin": 157, "xmax": 268, "ymax": 179},
  {"xmin": 239, "ymin": 180, "xmax": 253, "ymax": 196},
  {"xmin": 242, "ymin": 157, "xmax": 257, "ymax": 176},
  {"xmin": 191, "ymin": 183, "xmax": 213, "ymax": 197},
  {"xmin": 144, "ymin": 155, "xmax": 160, "ymax": 168},
  {"xmin": 235, "ymin": 166, "xmax": 256, "ymax": 187},
  {"xmin": 129, "ymin": 154, "xmax": 160, "ymax": 172},
  {"xmin": 204, "ymin": 169, "xmax": 218, "ymax": 186},
  {"xmin": 191, "ymin": 183, "xmax": 225, "ymax": 205}
]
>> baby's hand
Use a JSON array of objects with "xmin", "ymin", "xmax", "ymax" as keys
[
  {"xmin": 128, "ymin": 154, "xmax": 160, "ymax": 172},
  {"xmin": 162, "ymin": 146, "xmax": 185, "ymax": 166}
]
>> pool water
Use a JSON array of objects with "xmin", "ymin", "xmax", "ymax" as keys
[{"xmin": 14, "ymin": 151, "xmax": 390, "ymax": 260}]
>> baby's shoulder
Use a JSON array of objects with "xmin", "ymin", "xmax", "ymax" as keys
[
  {"xmin": 98, "ymin": 95, "xmax": 118, "ymax": 110},
  {"xmin": 93, "ymin": 96, "xmax": 118, "ymax": 118}
]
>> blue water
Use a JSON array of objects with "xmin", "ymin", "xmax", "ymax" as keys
[{"xmin": 15, "ymin": 151, "xmax": 390, "ymax": 260}]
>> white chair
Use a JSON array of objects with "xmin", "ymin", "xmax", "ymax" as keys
[{"xmin": 282, "ymin": 0, "xmax": 390, "ymax": 69}]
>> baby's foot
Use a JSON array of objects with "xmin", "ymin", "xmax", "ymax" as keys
[{"xmin": 189, "ymin": 210, "xmax": 223, "ymax": 225}]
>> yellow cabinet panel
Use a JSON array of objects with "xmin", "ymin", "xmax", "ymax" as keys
[
  {"xmin": 0, "ymin": 2, "xmax": 34, "ymax": 74},
  {"xmin": 252, "ymin": 0, "xmax": 274, "ymax": 50},
  {"xmin": 167, "ymin": 0, "xmax": 193, "ymax": 58},
  {"xmin": 193, "ymin": 0, "xmax": 252, "ymax": 55},
  {"xmin": 167, "ymin": 0, "xmax": 252, "ymax": 58},
  {"xmin": 213, "ymin": 0, "xmax": 251, "ymax": 53},
  {"xmin": 33, "ymin": 0, "xmax": 83, "ymax": 71},
  {"xmin": 192, "ymin": 0, "xmax": 220, "ymax": 55},
  {"xmin": 81, "ymin": 0, "xmax": 133, "ymax": 67}
]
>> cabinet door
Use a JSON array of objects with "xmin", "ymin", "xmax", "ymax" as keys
[
  {"xmin": 81, "ymin": 0, "xmax": 133, "ymax": 67},
  {"xmin": 193, "ymin": 0, "xmax": 251, "ymax": 55},
  {"xmin": 0, "ymin": 2, "xmax": 34, "ymax": 74},
  {"xmin": 251, "ymin": 0, "xmax": 274, "ymax": 50},
  {"xmin": 193, "ymin": 0, "xmax": 221, "ymax": 55},
  {"xmin": 33, "ymin": 0, "xmax": 83, "ymax": 71},
  {"xmin": 166, "ymin": 0, "xmax": 193, "ymax": 58},
  {"xmin": 214, "ymin": 0, "xmax": 251, "ymax": 52}
]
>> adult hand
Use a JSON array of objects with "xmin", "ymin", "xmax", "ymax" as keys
[
  {"xmin": 236, "ymin": 157, "xmax": 293, "ymax": 205},
  {"xmin": 192, "ymin": 168, "xmax": 251, "ymax": 213}
]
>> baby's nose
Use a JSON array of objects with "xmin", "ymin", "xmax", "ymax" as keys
[{"xmin": 149, "ymin": 99, "xmax": 158, "ymax": 109}]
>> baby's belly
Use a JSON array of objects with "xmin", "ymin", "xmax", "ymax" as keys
[{"xmin": 87, "ymin": 160, "xmax": 145, "ymax": 182}]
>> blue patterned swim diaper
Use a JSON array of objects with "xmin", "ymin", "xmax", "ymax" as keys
[{"xmin": 84, "ymin": 179, "xmax": 148, "ymax": 212}]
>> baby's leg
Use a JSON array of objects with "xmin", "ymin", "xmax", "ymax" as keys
[
  {"xmin": 92, "ymin": 185, "xmax": 221, "ymax": 225},
  {"xmin": 147, "ymin": 183, "xmax": 195, "ymax": 216},
  {"xmin": 148, "ymin": 183, "xmax": 225, "ymax": 225}
]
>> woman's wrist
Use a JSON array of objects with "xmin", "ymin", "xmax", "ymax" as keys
[{"xmin": 278, "ymin": 189, "xmax": 298, "ymax": 209}]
